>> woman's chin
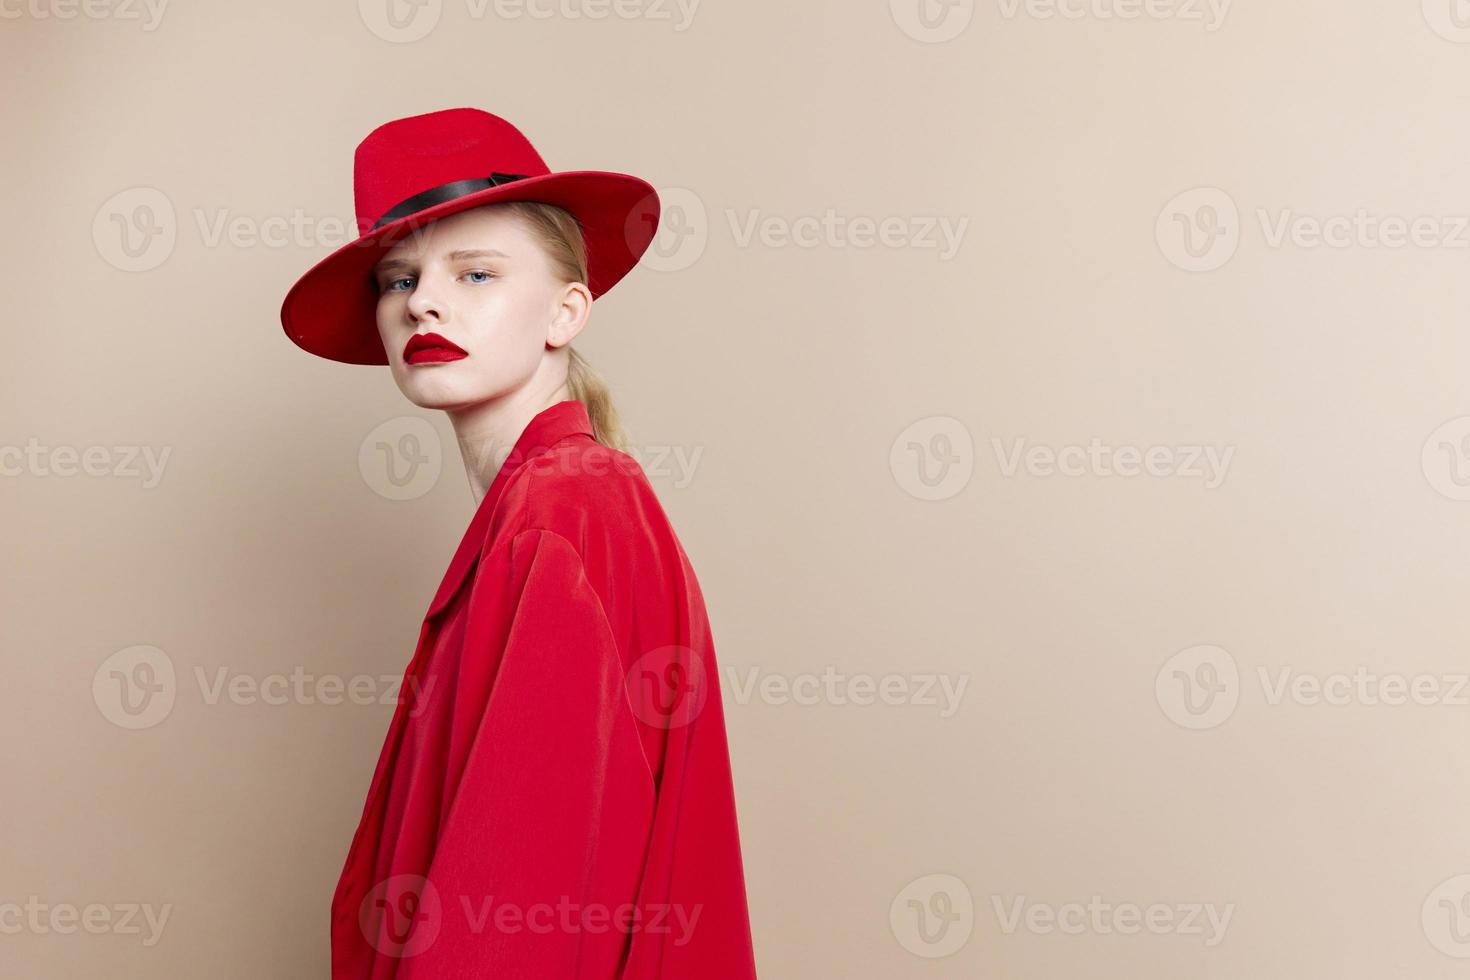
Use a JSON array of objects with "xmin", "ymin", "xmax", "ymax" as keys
[{"xmin": 395, "ymin": 375, "xmax": 482, "ymax": 412}]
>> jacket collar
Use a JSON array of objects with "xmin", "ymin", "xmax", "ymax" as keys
[{"xmin": 424, "ymin": 399, "xmax": 594, "ymax": 620}]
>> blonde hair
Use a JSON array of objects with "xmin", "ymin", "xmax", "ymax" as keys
[{"xmin": 494, "ymin": 200, "xmax": 629, "ymax": 454}]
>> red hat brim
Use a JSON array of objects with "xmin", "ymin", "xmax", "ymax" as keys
[{"xmin": 280, "ymin": 170, "xmax": 660, "ymax": 365}]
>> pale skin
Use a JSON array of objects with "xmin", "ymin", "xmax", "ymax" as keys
[{"xmin": 371, "ymin": 204, "xmax": 592, "ymax": 504}]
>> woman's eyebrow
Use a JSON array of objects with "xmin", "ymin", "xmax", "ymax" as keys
[{"xmin": 374, "ymin": 248, "xmax": 511, "ymax": 277}]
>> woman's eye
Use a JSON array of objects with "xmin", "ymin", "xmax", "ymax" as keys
[
  {"xmin": 385, "ymin": 276, "xmax": 415, "ymax": 292},
  {"xmin": 464, "ymin": 270, "xmax": 494, "ymax": 284}
]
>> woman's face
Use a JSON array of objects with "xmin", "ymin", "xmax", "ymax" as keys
[{"xmin": 371, "ymin": 204, "xmax": 587, "ymax": 411}]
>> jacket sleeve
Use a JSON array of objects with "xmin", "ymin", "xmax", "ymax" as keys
[
  {"xmin": 388, "ymin": 526, "xmax": 756, "ymax": 980},
  {"xmin": 391, "ymin": 527, "xmax": 655, "ymax": 979},
  {"xmin": 620, "ymin": 578, "xmax": 759, "ymax": 980}
]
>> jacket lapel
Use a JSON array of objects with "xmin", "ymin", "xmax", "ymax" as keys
[{"xmin": 333, "ymin": 399, "xmax": 595, "ymax": 928}]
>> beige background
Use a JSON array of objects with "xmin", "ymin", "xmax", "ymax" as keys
[{"xmin": 6, "ymin": 0, "xmax": 1470, "ymax": 976}]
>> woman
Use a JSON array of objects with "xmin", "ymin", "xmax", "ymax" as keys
[{"xmin": 280, "ymin": 107, "xmax": 758, "ymax": 979}]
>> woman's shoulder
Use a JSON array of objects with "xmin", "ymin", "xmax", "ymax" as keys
[
  {"xmin": 499, "ymin": 436, "xmax": 675, "ymax": 555},
  {"xmin": 484, "ymin": 438, "xmax": 707, "ymax": 643}
]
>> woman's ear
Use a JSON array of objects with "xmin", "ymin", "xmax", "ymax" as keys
[{"xmin": 546, "ymin": 281, "xmax": 592, "ymax": 349}]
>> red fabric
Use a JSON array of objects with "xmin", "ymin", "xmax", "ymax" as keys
[{"xmin": 330, "ymin": 399, "xmax": 757, "ymax": 979}]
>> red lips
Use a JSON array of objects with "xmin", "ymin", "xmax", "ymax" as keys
[{"xmin": 403, "ymin": 332, "xmax": 468, "ymax": 365}]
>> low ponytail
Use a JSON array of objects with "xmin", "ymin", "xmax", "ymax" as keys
[{"xmin": 566, "ymin": 346, "xmax": 628, "ymax": 453}]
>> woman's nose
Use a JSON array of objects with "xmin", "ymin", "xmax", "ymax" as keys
[{"xmin": 406, "ymin": 277, "xmax": 445, "ymax": 323}]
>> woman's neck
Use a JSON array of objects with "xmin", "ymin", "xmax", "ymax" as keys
[{"xmin": 449, "ymin": 380, "xmax": 572, "ymax": 505}]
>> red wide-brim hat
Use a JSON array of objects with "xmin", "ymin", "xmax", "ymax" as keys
[{"xmin": 280, "ymin": 107, "xmax": 661, "ymax": 365}]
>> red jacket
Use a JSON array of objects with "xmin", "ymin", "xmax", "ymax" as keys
[{"xmin": 330, "ymin": 399, "xmax": 757, "ymax": 979}]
